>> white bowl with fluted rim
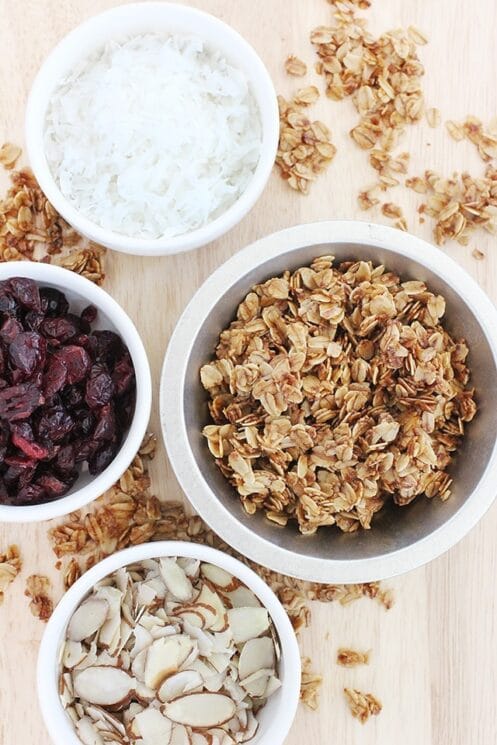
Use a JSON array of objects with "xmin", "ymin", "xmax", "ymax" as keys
[
  {"xmin": 0, "ymin": 261, "xmax": 151, "ymax": 522},
  {"xmin": 25, "ymin": 2, "xmax": 279, "ymax": 257},
  {"xmin": 160, "ymin": 220, "xmax": 497, "ymax": 583},
  {"xmin": 37, "ymin": 540, "xmax": 301, "ymax": 745}
]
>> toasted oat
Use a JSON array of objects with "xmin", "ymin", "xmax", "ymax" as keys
[
  {"xmin": 300, "ymin": 657, "xmax": 323, "ymax": 710},
  {"xmin": 426, "ymin": 107, "xmax": 441, "ymax": 128},
  {"xmin": 460, "ymin": 116, "xmax": 497, "ymax": 162},
  {"xmin": 445, "ymin": 120, "xmax": 465, "ymax": 142},
  {"xmin": 381, "ymin": 202, "xmax": 403, "ymax": 219},
  {"xmin": 344, "ymin": 688, "xmax": 382, "ymax": 723},
  {"xmin": 0, "ymin": 545, "xmax": 22, "ymax": 604},
  {"xmin": 25, "ymin": 574, "xmax": 53, "ymax": 622},
  {"xmin": 337, "ymin": 647, "xmax": 370, "ymax": 666},
  {"xmin": 275, "ymin": 96, "xmax": 336, "ymax": 194},
  {"xmin": 472, "ymin": 247, "xmax": 485, "ymax": 260},
  {"xmin": 358, "ymin": 187, "xmax": 380, "ymax": 210},
  {"xmin": 285, "ymin": 55, "xmax": 308, "ymax": 77},
  {"xmin": 293, "ymin": 85, "xmax": 320, "ymax": 106},
  {"xmin": 200, "ymin": 256, "xmax": 475, "ymax": 535},
  {"xmin": 407, "ymin": 166, "xmax": 497, "ymax": 245},
  {"xmin": 407, "ymin": 25, "xmax": 428, "ymax": 45},
  {"xmin": 0, "ymin": 142, "xmax": 22, "ymax": 169},
  {"xmin": 394, "ymin": 217, "xmax": 408, "ymax": 231},
  {"xmin": 327, "ymin": 0, "xmax": 371, "ymax": 7}
]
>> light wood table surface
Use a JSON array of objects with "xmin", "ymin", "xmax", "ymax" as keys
[{"xmin": 1, "ymin": 1, "xmax": 497, "ymax": 743}]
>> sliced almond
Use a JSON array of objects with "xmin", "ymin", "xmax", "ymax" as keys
[
  {"xmin": 94, "ymin": 586, "xmax": 123, "ymax": 653},
  {"xmin": 66, "ymin": 598, "xmax": 108, "ymax": 642},
  {"xmin": 164, "ymin": 693, "xmax": 236, "ymax": 729},
  {"xmin": 238, "ymin": 637, "xmax": 275, "ymax": 680},
  {"xmin": 170, "ymin": 724, "xmax": 192, "ymax": 745},
  {"xmin": 144, "ymin": 636, "xmax": 194, "ymax": 689},
  {"xmin": 195, "ymin": 586, "xmax": 228, "ymax": 632},
  {"xmin": 200, "ymin": 564, "xmax": 240, "ymax": 592},
  {"xmin": 264, "ymin": 675, "xmax": 282, "ymax": 697},
  {"xmin": 76, "ymin": 715, "xmax": 104, "ymax": 745},
  {"xmin": 73, "ymin": 667, "xmax": 134, "ymax": 707},
  {"xmin": 135, "ymin": 681, "xmax": 157, "ymax": 704},
  {"xmin": 174, "ymin": 606, "xmax": 208, "ymax": 629},
  {"xmin": 224, "ymin": 587, "xmax": 261, "ymax": 609},
  {"xmin": 134, "ymin": 707, "xmax": 173, "ymax": 745},
  {"xmin": 63, "ymin": 640, "xmax": 87, "ymax": 669},
  {"xmin": 158, "ymin": 669, "xmax": 204, "ymax": 702},
  {"xmin": 227, "ymin": 608, "xmax": 269, "ymax": 644},
  {"xmin": 239, "ymin": 667, "xmax": 274, "ymax": 697},
  {"xmin": 159, "ymin": 558, "xmax": 194, "ymax": 602}
]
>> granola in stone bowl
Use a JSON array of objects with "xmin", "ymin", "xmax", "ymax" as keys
[{"xmin": 200, "ymin": 255, "xmax": 476, "ymax": 535}]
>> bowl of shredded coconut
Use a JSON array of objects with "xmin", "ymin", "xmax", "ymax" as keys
[{"xmin": 25, "ymin": 3, "xmax": 279, "ymax": 255}]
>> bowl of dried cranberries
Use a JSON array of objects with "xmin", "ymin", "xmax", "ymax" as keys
[{"xmin": 0, "ymin": 262, "xmax": 151, "ymax": 522}]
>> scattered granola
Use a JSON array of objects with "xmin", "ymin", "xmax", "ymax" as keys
[
  {"xmin": 311, "ymin": 9, "xmax": 425, "ymax": 153},
  {"xmin": 300, "ymin": 656, "xmax": 323, "ymax": 710},
  {"xmin": 200, "ymin": 255, "xmax": 476, "ymax": 534},
  {"xmin": 327, "ymin": 0, "xmax": 371, "ymax": 8},
  {"xmin": 408, "ymin": 167, "xmax": 497, "ymax": 245},
  {"xmin": 275, "ymin": 96, "xmax": 336, "ymax": 194},
  {"xmin": 0, "ymin": 544, "xmax": 22, "ymax": 604},
  {"xmin": 293, "ymin": 85, "xmax": 320, "ymax": 107},
  {"xmin": 461, "ymin": 116, "xmax": 497, "ymax": 162},
  {"xmin": 337, "ymin": 647, "xmax": 370, "ymax": 666},
  {"xmin": 445, "ymin": 120, "xmax": 465, "ymax": 142},
  {"xmin": 369, "ymin": 149, "xmax": 410, "ymax": 189},
  {"xmin": 0, "ymin": 150, "xmax": 106, "ymax": 282},
  {"xmin": 472, "ymin": 247, "xmax": 485, "ymax": 261},
  {"xmin": 344, "ymin": 687, "xmax": 382, "ymax": 723},
  {"xmin": 285, "ymin": 55, "xmax": 308, "ymax": 77},
  {"xmin": 25, "ymin": 573, "xmax": 53, "ymax": 621},
  {"xmin": 0, "ymin": 143, "xmax": 22, "ymax": 170}
]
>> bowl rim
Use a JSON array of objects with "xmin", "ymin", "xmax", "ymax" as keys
[
  {"xmin": 25, "ymin": 1, "xmax": 280, "ymax": 257},
  {"xmin": 37, "ymin": 540, "xmax": 301, "ymax": 745},
  {"xmin": 0, "ymin": 261, "xmax": 152, "ymax": 522},
  {"xmin": 160, "ymin": 219, "xmax": 497, "ymax": 583}
]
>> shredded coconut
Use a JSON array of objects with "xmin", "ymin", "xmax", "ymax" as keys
[{"xmin": 44, "ymin": 33, "xmax": 262, "ymax": 239}]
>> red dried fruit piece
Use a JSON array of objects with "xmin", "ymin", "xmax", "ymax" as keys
[
  {"xmin": 11, "ymin": 424, "xmax": 49, "ymax": 460},
  {"xmin": 9, "ymin": 332, "xmax": 46, "ymax": 376},
  {"xmin": 40, "ymin": 287, "xmax": 69, "ymax": 317},
  {"xmin": 37, "ymin": 473, "xmax": 72, "ymax": 498},
  {"xmin": 0, "ymin": 287, "xmax": 18, "ymax": 315},
  {"xmin": 88, "ymin": 441, "xmax": 118, "ymax": 475},
  {"xmin": 93, "ymin": 404, "xmax": 116, "ymax": 441},
  {"xmin": 53, "ymin": 345, "xmax": 90, "ymax": 385},
  {"xmin": 0, "ymin": 317, "xmax": 23, "ymax": 344},
  {"xmin": 81, "ymin": 305, "xmax": 98, "ymax": 324},
  {"xmin": 40, "ymin": 317, "xmax": 79, "ymax": 344},
  {"xmin": 8, "ymin": 277, "xmax": 41, "ymax": 312},
  {"xmin": 15, "ymin": 483, "xmax": 46, "ymax": 504},
  {"xmin": 0, "ymin": 383, "xmax": 44, "ymax": 422},
  {"xmin": 85, "ymin": 364, "xmax": 114, "ymax": 408},
  {"xmin": 89, "ymin": 330, "xmax": 124, "ymax": 365},
  {"xmin": 42, "ymin": 356, "xmax": 68, "ymax": 398},
  {"xmin": 112, "ymin": 353, "xmax": 135, "ymax": 395},
  {"xmin": 36, "ymin": 406, "xmax": 74, "ymax": 443}
]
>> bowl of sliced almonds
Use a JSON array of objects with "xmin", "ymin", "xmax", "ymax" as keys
[{"xmin": 37, "ymin": 541, "xmax": 300, "ymax": 745}]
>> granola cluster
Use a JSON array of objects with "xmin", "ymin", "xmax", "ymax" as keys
[
  {"xmin": 344, "ymin": 687, "xmax": 382, "ymax": 723},
  {"xmin": 0, "ymin": 544, "xmax": 22, "ymax": 604},
  {"xmin": 200, "ymin": 255, "xmax": 476, "ymax": 535},
  {"xmin": 24, "ymin": 574, "xmax": 53, "ymax": 622}
]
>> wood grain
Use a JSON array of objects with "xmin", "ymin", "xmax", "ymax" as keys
[{"xmin": 1, "ymin": 1, "xmax": 497, "ymax": 743}]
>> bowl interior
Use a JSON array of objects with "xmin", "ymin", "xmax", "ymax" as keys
[
  {"xmin": 26, "ymin": 2, "xmax": 278, "ymax": 254},
  {"xmin": 183, "ymin": 240, "xmax": 497, "ymax": 562}
]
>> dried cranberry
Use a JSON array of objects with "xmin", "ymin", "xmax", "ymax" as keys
[
  {"xmin": 9, "ymin": 332, "xmax": 46, "ymax": 377},
  {"xmin": 54, "ymin": 444, "xmax": 76, "ymax": 476},
  {"xmin": 112, "ymin": 353, "xmax": 135, "ymax": 395},
  {"xmin": 93, "ymin": 404, "xmax": 116, "ymax": 441},
  {"xmin": 72, "ymin": 408, "xmax": 94, "ymax": 437},
  {"xmin": 24, "ymin": 311, "xmax": 45, "ymax": 331},
  {"xmin": 42, "ymin": 356, "xmax": 68, "ymax": 398},
  {"xmin": 16, "ymin": 483, "xmax": 46, "ymax": 504},
  {"xmin": 0, "ymin": 383, "xmax": 44, "ymax": 422},
  {"xmin": 0, "ymin": 286, "xmax": 18, "ymax": 316},
  {"xmin": 40, "ymin": 316, "xmax": 79, "ymax": 344},
  {"xmin": 88, "ymin": 441, "xmax": 118, "ymax": 475},
  {"xmin": 0, "ymin": 318, "xmax": 23, "ymax": 344},
  {"xmin": 36, "ymin": 473, "xmax": 73, "ymax": 498},
  {"xmin": 81, "ymin": 305, "xmax": 98, "ymax": 324},
  {"xmin": 8, "ymin": 277, "xmax": 41, "ymax": 312},
  {"xmin": 88, "ymin": 330, "xmax": 124, "ymax": 365},
  {"xmin": 54, "ymin": 345, "xmax": 90, "ymax": 385},
  {"xmin": 0, "ymin": 420, "xmax": 9, "ymax": 459},
  {"xmin": 36, "ymin": 406, "xmax": 74, "ymax": 443},
  {"xmin": 61, "ymin": 385, "xmax": 84, "ymax": 410},
  {"xmin": 40, "ymin": 287, "xmax": 69, "ymax": 317},
  {"xmin": 85, "ymin": 364, "xmax": 114, "ymax": 408},
  {"xmin": 74, "ymin": 437, "xmax": 100, "ymax": 463},
  {"xmin": 11, "ymin": 423, "xmax": 49, "ymax": 460}
]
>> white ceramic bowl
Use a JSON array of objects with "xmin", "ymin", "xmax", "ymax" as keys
[
  {"xmin": 0, "ymin": 261, "xmax": 151, "ymax": 522},
  {"xmin": 160, "ymin": 220, "xmax": 497, "ymax": 583},
  {"xmin": 37, "ymin": 540, "xmax": 301, "ymax": 745},
  {"xmin": 25, "ymin": 2, "xmax": 279, "ymax": 257}
]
